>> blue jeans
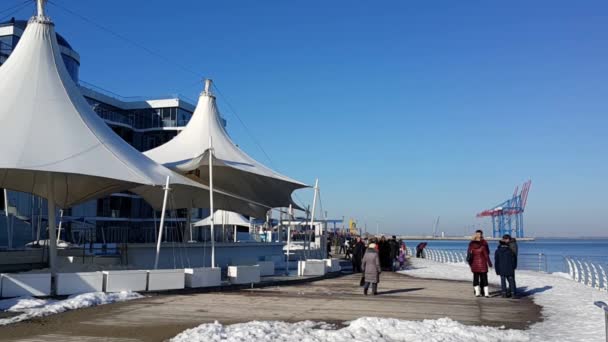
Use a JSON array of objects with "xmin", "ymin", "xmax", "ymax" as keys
[{"xmin": 500, "ymin": 275, "xmax": 516, "ymax": 295}]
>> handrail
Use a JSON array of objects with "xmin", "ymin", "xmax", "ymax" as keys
[
  {"xmin": 565, "ymin": 257, "xmax": 608, "ymax": 292},
  {"xmin": 595, "ymin": 301, "xmax": 608, "ymax": 342}
]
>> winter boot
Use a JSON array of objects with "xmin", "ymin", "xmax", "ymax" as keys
[
  {"xmin": 474, "ymin": 286, "xmax": 481, "ymax": 297},
  {"xmin": 483, "ymin": 286, "xmax": 490, "ymax": 298}
]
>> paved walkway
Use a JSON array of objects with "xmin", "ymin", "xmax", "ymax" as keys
[{"xmin": 0, "ymin": 272, "xmax": 542, "ymax": 342}]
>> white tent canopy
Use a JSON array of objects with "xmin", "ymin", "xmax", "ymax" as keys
[
  {"xmin": 0, "ymin": 12, "xmax": 201, "ymax": 208},
  {"xmin": 194, "ymin": 210, "xmax": 250, "ymax": 227},
  {"xmin": 144, "ymin": 80, "xmax": 308, "ymax": 209},
  {"xmin": 0, "ymin": 8, "xmax": 269, "ymax": 218}
]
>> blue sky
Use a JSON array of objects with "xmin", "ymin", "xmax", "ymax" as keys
[{"xmin": 5, "ymin": 1, "xmax": 608, "ymax": 236}]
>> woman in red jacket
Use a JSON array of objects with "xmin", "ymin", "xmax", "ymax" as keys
[{"xmin": 467, "ymin": 231, "xmax": 493, "ymax": 298}]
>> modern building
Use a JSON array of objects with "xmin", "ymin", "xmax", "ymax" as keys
[{"xmin": 0, "ymin": 18, "xmax": 213, "ymax": 247}]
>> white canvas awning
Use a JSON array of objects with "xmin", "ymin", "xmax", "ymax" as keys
[
  {"xmin": 193, "ymin": 210, "xmax": 250, "ymax": 227},
  {"xmin": 0, "ymin": 10, "xmax": 269, "ymax": 218},
  {"xmin": 144, "ymin": 80, "xmax": 308, "ymax": 210}
]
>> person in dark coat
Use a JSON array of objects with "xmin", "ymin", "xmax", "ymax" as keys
[
  {"xmin": 468, "ymin": 235, "xmax": 493, "ymax": 297},
  {"xmin": 388, "ymin": 236, "xmax": 400, "ymax": 271},
  {"xmin": 352, "ymin": 236, "xmax": 366, "ymax": 273},
  {"xmin": 416, "ymin": 242, "xmax": 427, "ymax": 258},
  {"xmin": 495, "ymin": 235, "xmax": 517, "ymax": 298},
  {"xmin": 361, "ymin": 243, "xmax": 381, "ymax": 295},
  {"xmin": 505, "ymin": 234, "xmax": 519, "ymax": 295},
  {"xmin": 378, "ymin": 236, "xmax": 388, "ymax": 269}
]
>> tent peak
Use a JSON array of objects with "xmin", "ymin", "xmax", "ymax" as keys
[
  {"xmin": 34, "ymin": 0, "xmax": 51, "ymax": 24},
  {"xmin": 202, "ymin": 78, "xmax": 215, "ymax": 98}
]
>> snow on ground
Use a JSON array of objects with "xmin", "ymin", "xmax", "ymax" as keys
[
  {"xmin": 171, "ymin": 317, "xmax": 529, "ymax": 342},
  {"xmin": 0, "ymin": 292, "xmax": 142, "ymax": 325},
  {"xmin": 401, "ymin": 258, "xmax": 608, "ymax": 342},
  {"xmin": 170, "ymin": 258, "xmax": 607, "ymax": 342}
]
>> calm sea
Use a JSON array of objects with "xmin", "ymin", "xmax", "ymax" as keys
[{"xmin": 403, "ymin": 238, "xmax": 608, "ymax": 273}]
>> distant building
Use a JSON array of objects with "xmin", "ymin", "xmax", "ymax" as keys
[{"xmin": 0, "ymin": 18, "xmax": 214, "ymax": 247}]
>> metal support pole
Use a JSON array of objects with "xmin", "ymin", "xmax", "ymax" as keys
[
  {"xmin": 57, "ymin": 209, "xmax": 64, "ymax": 244},
  {"xmin": 309, "ymin": 179, "xmax": 318, "ymax": 250},
  {"xmin": 208, "ymin": 136, "xmax": 216, "ymax": 268},
  {"xmin": 4, "ymin": 189, "xmax": 11, "ymax": 249},
  {"xmin": 154, "ymin": 176, "xmax": 171, "ymax": 270},
  {"xmin": 285, "ymin": 204, "xmax": 293, "ymax": 275},
  {"xmin": 46, "ymin": 173, "xmax": 57, "ymax": 281},
  {"xmin": 187, "ymin": 201, "xmax": 194, "ymax": 243},
  {"xmin": 594, "ymin": 301, "xmax": 608, "ymax": 342}
]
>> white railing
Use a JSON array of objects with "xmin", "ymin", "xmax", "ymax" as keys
[
  {"xmin": 566, "ymin": 257, "xmax": 608, "ymax": 292},
  {"xmin": 418, "ymin": 248, "xmax": 467, "ymax": 264}
]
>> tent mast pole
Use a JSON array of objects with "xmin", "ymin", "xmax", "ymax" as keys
[
  {"xmin": 309, "ymin": 179, "xmax": 319, "ymax": 253},
  {"xmin": 285, "ymin": 204, "xmax": 293, "ymax": 275},
  {"xmin": 57, "ymin": 209, "xmax": 64, "ymax": 244},
  {"xmin": 46, "ymin": 173, "xmax": 57, "ymax": 293},
  {"xmin": 208, "ymin": 135, "xmax": 215, "ymax": 268},
  {"xmin": 187, "ymin": 200, "xmax": 194, "ymax": 243},
  {"xmin": 154, "ymin": 176, "xmax": 171, "ymax": 269},
  {"xmin": 4, "ymin": 189, "xmax": 11, "ymax": 249}
]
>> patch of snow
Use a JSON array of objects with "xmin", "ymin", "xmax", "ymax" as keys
[
  {"xmin": 0, "ymin": 292, "xmax": 143, "ymax": 325},
  {"xmin": 0, "ymin": 296, "xmax": 48, "ymax": 311},
  {"xmin": 170, "ymin": 317, "xmax": 529, "ymax": 342},
  {"xmin": 400, "ymin": 258, "xmax": 608, "ymax": 342},
  {"xmin": 551, "ymin": 272, "xmax": 573, "ymax": 280}
]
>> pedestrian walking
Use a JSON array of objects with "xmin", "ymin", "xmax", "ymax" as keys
[
  {"xmin": 352, "ymin": 236, "xmax": 366, "ymax": 273},
  {"xmin": 397, "ymin": 244, "xmax": 406, "ymax": 270},
  {"xmin": 467, "ymin": 232, "xmax": 493, "ymax": 298},
  {"xmin": 379, "ymin": 236, "xmax": 390, "ymax": 270},
  {"xmin": 388, "ymin": 236, "xmax": 400, "ymax": 271},
  {"xmin": 506, "ymin": 234, "xmax": 519, "ymax": 288},
  {"xmin": 495, "ymin": 235, "xmax": 518, "ymax": 298},
  {"xmin": 362, "ymin": 243, "xmax": 381, "ymax": 295}
]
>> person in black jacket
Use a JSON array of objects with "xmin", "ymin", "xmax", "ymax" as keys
[
  {"xmin": 352, "ymin": 236, "xmax": 366, "ymax": 273},
  {"xmin": 494, "ymin": 235, "xmax": 518, "ymax": 298},
  {"xmin": 388, "ymin": 236, "xmax": 400, "ymax": 271}
]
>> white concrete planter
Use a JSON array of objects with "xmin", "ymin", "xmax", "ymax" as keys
[
  {"xmin": 325, "ymin": 258, "xmax": 342, "ymax": 273},
  {"xmin": 184, "ymin": 267, "xmax": 221, "ymax": 288},
  {"xmin": 1, "ymin": 273, "xmax": 51, "ymax": 297},
  {"xmin": 147, "ymin": 269, "xmax": 185, "ymax": 291},
  {"xmin": 297, "ymin": 260, "xmax": 326, "ymax": 276},
  {"xmin": 227, "ymin": 265, "xmax": 260, "ymax": 285},
  {"xmin": 256, "ymin": 261, "xmax": 275, "ymax": 276},
  {"xmin": 57, "ymin": 272, "xmax": 103, "ymax": 295},
  {"xmin": 102, "ymin": 270, "xmax": 147, "ymax": 292}
]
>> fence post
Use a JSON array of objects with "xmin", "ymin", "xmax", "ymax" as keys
[
  {"xmin": 594, "ymin": 301, "xmax": 608, "ymax": 342},
  {"xmin": 566, "ymin": 257, "xmax": 575, "ymax": 279},
  {"xmin": 576, "ymin": 260, "xmax": 584, "ymax": 283},
  {"xmin": 591, "ymin": 263, "xmax": 600, "ymax": 290},
  {"xmin": 585, "ymin": 262, "xmax": 593, "ymax": 287},
  {"xmin": 599, "ymin": 265, "xmax": 608, "ymax": 292}
]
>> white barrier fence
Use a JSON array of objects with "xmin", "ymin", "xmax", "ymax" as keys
[{"xmin": 565, "ymin": 257, "xmax": 608, "ymax": 292}]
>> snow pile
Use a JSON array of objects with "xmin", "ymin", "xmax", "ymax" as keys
[
  {"xmin": 171, "ymin": 317, "xmax": 529, "ymax": 342},
  {"xmin": 0, "ymin": 292, "xmax": 143, "ymax": 325},
  {"xmin": 401, "ymin": 258, "xmax": 608, "ymax": 342}
]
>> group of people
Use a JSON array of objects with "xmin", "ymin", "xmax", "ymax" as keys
[{"xmin": 467, "ymin": 230, "xmax": 519, "ymax": 298}]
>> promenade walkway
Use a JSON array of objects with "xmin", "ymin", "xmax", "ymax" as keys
[{"xmin": 0, "ymin": 272, "xmax": 542, "ymax": 342}]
